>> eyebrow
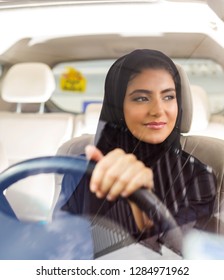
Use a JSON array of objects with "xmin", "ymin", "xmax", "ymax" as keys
[{"xmin": 128, "ymin": 88, "xmax": 176, "ymax": 96}]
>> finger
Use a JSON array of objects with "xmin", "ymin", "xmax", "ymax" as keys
[
  {"xmin": 89, "ymin": 148, "xmax": 125, "ymax": 195},
  {"xmin": 101, "ymin": 154, "xmax": 139, "ymax": 200},
  {"xmin": 85, "ymin": 145, "xmax": 103, "ymax": 161},
  {"xmin": 106, "ymin": 161, "xmax": 151, "ymax": 200},
  {"xmin": 121, "ymin": 167, "xmax": 154, "ymax": 197}
]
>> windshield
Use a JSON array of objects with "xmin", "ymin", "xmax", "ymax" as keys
[{"xmin": 52, "ymin": 58, "xmax": 224, "ymax": 114}]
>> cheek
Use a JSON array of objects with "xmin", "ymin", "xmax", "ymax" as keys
[
  {"xmin": 124, "ymin": 112, "xmax": 135, "ymax": 129},
  {"xmin": 124, "ymin": 105, "xmax": 144, "ymax": 125},
  {"xmin": 169, "ymin": 103, "xmax": 178, "ymax": 124}
]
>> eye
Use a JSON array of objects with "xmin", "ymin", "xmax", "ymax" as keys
[
  {"xmin": 133, "ymin": 96, "xmax": 149, "ymax": 102},
  {"xmin": 163, "ymin": 95, "xmax": 176, "ymax": 101}
]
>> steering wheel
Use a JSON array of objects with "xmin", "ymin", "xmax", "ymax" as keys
[{"xmin": 0, "ymin": 155, "xmax": 183, "ymax": 258}]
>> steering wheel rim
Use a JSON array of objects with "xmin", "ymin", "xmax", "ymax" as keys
[{"xmin": 0, "ymin": 155, "xmax": 183, "ymax": 253}]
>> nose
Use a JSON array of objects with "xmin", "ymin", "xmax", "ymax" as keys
[{"xmin": 149, "ymin": 97, "xmax": 163, "ymax": 117}]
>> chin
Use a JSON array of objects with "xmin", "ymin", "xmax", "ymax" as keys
[{"xmin": 143, "ymin": 136, "xmax": 167, "ymax": 145}]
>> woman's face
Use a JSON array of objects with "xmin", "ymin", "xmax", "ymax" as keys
[{"xmin": 124, "ymin": 68, "xmax": 178, "ymax": 144}]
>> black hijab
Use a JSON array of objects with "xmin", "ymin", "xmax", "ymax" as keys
[{"xmin": 95, "ymin": 49, "xmax": 182, "ymax": 167}]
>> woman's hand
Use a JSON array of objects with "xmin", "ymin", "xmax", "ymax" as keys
[
  {"xmin": 85, "ymin": 145, "xmax": 154, "ymax": 230},
  {"xmin": 85, "ymin": 145, "xmax": 154, "ymax": 201}
]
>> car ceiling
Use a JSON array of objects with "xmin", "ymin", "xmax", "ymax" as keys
[
  {"xmin": 0, "ymin": 0, "xmax": 224, "ymax": 68},
  {"xmin": 1, "ymin": 33, "xmax": 224, "ymax": 68}
]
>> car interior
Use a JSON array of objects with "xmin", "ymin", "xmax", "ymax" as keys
[{"xmin": 0, "ymin": 0, "xmax": 223, "ymax": 260}]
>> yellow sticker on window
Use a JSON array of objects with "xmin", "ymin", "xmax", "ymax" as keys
[{"xmin": 60, "ymin": 67, "xmax": 86, "ymax": 92}]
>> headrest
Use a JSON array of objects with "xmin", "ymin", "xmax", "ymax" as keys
[
  {"xmin": 190, "ymin": 85, "xmax": 210, "ymax": 131},
  {"xmin": 176, "ymin": 64, "xmax": 193, "ymax": 133},
  {"xmin": 1, "ymin": 63, "xmax": 55, "ymax": 103}
]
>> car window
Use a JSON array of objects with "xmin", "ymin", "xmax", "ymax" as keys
[
  {"xmin": 52, "ymin": 58, "xmax": 224, "ymax": 114},
  {"xmin": 174, "ymin": 58, "xmax": 224, "ymax": 113},
  {"xmin": 52, "ymin": 60, "xmax": 115, "ymax": 113}
]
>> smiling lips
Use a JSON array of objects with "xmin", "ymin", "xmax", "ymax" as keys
[{"xmin": 145, "ymin": 122, "xmax": 167, "ymax": 130}]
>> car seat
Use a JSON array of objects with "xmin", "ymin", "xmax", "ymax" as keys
[
  {"xmin": 186, "ymin": 85, "xmax": 224, "ymax": 140},
  {"xmin": 73, "ymin": 103, "xmax": 102, "ymax": 137},
  {"xmin": 0, "ymin": 62, "xmax": 76, "ymax": 221},
  {"xmin": 0, "ymin": 141, "xmax": 8, "ymax": 172}
]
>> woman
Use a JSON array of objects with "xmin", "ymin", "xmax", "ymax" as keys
[{"xmin": 61, "ymin": 49, "xmax": 217, "ymax": 252}]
